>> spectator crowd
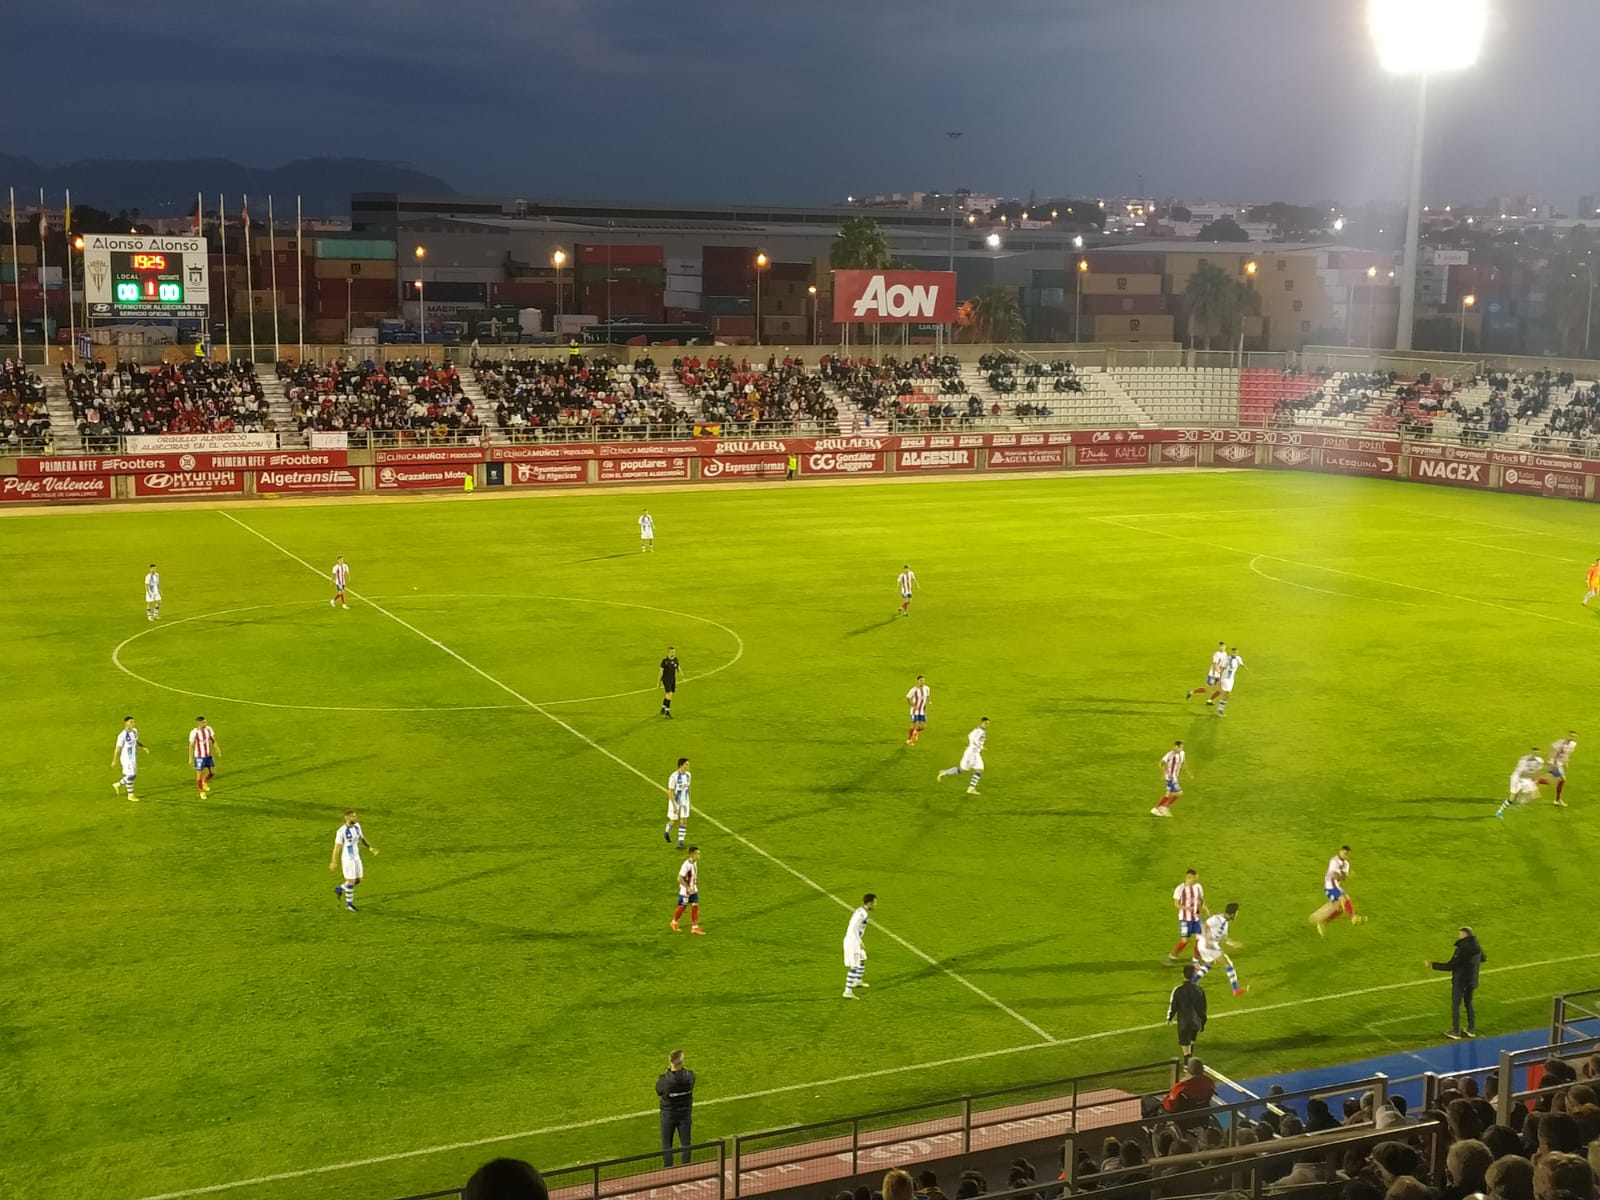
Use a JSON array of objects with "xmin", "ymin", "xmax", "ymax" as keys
[
  {"xmin": 479, "ymin": 353, "xmax": 689, "ymax": 439},
  {"xmin": 1, "ymin": 358, "xmax": 51, "ymax": 451},
  {"xmin": 63, "ymin": 358, "xmax": 269, "ymax": 449},
  {"xmin": 279, "ymin": 357, "xmax": 482, "ymax": 441}
]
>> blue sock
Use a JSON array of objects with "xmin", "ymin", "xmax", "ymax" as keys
[
  {"xmin": 1193, "ymin": 962, "xmax": 1211, "ymax": 980},
  {"xmin": 968, "ymin": 772, "xmax": 982, "ymax": 788},
  {"xmin": 845, "ymin": 966, "xmax": 864, "ymax": 990},
  {"xmin": 677, "ymin": 827, "xmax": 686, "ymax": 847},
  {"xmin": 1225, "ymin": 964, "xmax": 1240, "ymax": 991}
]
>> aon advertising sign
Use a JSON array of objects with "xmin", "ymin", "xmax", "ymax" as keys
[{"xmin": 832, "ymin": 271, "xmax": 958, "ymax": 323}]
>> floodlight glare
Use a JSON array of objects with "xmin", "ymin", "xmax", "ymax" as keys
[
  {"xmin": 1368, "ymin": 0, "xmax": 1487, "ymax": 74},
  {"xmin": 985, "ymin": 233, "xmax": 1002, "ymax": 249}
]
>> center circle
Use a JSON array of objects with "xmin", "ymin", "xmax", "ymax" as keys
[{"xmin": 111, "ymin": 594, "xmax": 744, "ymax": 714}]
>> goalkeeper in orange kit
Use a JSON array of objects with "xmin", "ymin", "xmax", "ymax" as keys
[{"xmin": 1584, "ymin": 558, "xmax": 1600, "ymax": 606}]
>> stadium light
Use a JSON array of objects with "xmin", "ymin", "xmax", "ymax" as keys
[
  {"xmin": 754, "ymin": 253, "xmax": 769, "ymax": 345},
  {"xmin": 414, "ymin": 278, "xmax": 425, "ymax": 345},
  {"xmin": 807, "ymin": 284, "xmax": 818, "ymax": 345},
  {"xmin": 552, "ymin": 249, "xmax": 566, "ymax": 327},
  {"xmin": 1333, "ymin": 217, "xmax": 1345, "ymax": 232},
  {"xmin": 1245, "ymin": 260, "xmax": 1258, "ymax": 276},
  {"xmin": 1458, "ymin": 293, "xmax": 1475, "ymax": 353},
  {"xmin": 1075, "ymin": 258, "xmax": 1089, "ymax": 345},
  {"xmin": 1072, "ymin": 235, "xmax": 1084, "ymax": 249},
  {"xmin": 985, "ymin": 233, "xmax": 1002, "ymax": 249},
  {"xmin": 414, "ymin": 245, "xmax": 426, "ymax": 260},
  {"xmin": 1368, "ymin": 0, "xmax": 1487, "ymax": 352}
]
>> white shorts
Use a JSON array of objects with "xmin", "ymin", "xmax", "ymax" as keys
[
  {"xmin": 145, "ymin": 591, "xmax": 161, "ymax": 602},
  {"xmin": 120, "ymin": 761, "xmax": 138, "ymax": 778},
  {"xmin": 1509, "ymin": 776, "xmax": 1539, "ymax": 800},
  {"xmin": 1219, "ymin": 677, "xmax": 1237, "ymax": 694},
  {"xmin": 960, "ymin": 750, "xmax": 985, "ymax": 773},
  {"xmin": 667, "ymin": 796, "xmax": 690, "ymax": 821},
  {"xmin": 1196, "ymin": 941, "xmax": 1225, "ymax": 965},
  {"xmin": 844, "ymin": 944, "xmax": 866, "ymax": 969},
  {"xmin": 341, "ymin": 855, "xmax": 364, "ymax": 881}
]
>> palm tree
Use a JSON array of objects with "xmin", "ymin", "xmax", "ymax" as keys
[
  {"xmin": 1183, "ymin": 262, "xmax": 1237, "ymax": 351},
  {"xmin": 831, "ymin": 215, "xmax": 894, "ymax": 271},
  {"xmin": 959, "ymin": 287, "xmax": 1024, "ymax": 343}
]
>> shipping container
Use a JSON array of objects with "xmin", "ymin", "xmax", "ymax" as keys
[
  {"xmin": 574, "ymin": 243, "xmax": 663, "ymax": 266},
  {"xmin": 1081, "ymin": 272, "xmax": 1163, "ymax": 296},
  {"xmin": 314, "ymin": 238, "xmax": 395, "ymax": 260},
  {"xmin": 665, "ymin": 258, "xmax": 702, "ymax": 277},
  {"xmin": 1091, "ymin": 314, "xmax": 1175, "ymax": 340},
  {"xmin": 1083, "ymin": 292, "xmax": 1172, "ymax": 316},
  {"xmin": 664, "ymin": 290, "xmax": 703, "ymax": 311},
  {"xmin": 761, "ymin": 315, "xmax": 810, "ymax": 339},
  {"xmin": 665, "ymin": 274, "xmax": 703, "ymax": 295},
  {"xmin": 702, "ymin": 295, "xmax": 754, "ymax": 316},
  {"xmin": 575, "ymin": 263, "xmax": 666, "ymax": 283},
  {"xmin": 759, "ymin": 294, "xmax": 806, "ymax": 318},
  {"xmin": 314, "ymin": 258, "xmax": 398, "ymax": 280},
  {"xmin": 1083, "ymin": 251, "xmax": 1165, "ymax": 276},
  {"xmin": 1, "ymin": 245, "xmax": 40, "ymax": 265}
]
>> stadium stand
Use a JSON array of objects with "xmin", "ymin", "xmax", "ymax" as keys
[
  {"xmin": 1, "ymin": 357, "xmax": 52, "ymax": 452},
  {"xmin": 675, "ymin": 353, "xmax": 843, "ymax": 433},
  {"xmin": 1238, "ymin": 368, "xmax": 1326, "ymax": 427},
  {"xmin": 1110, "ymin": 366, "xmax": 1241, "ymax": 426},
  {"xmin": 279, "ymin": 357, "xmax": 483, "ymax": 440},
  {"xmin": 477, "ymin": 353, "xmax": 690, "ymax": 440},
  {"xmin": 62, "ymin": 358, "xmax": 270, "ymax": 450}
]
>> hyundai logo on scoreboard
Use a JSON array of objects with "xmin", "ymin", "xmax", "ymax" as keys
[{"xmin": 83, "ymin": 234, "xmax": 210, "ymax": 319}]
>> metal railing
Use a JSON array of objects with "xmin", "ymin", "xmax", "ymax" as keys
[
  {"xmin": 1552, "ymin": 986, "xmax": 1600, "ymax": 1045},
  {"xmin": 390, "ymin": 1141, "xmax": 727, "ymax": 1200},
  {"xmin": 310, "ymin": 428, "xmax": 488, "ymax": 450}
]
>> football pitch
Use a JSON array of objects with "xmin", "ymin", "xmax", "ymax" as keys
[{"xmin": 3, "ymin": 470, "xmax": 1598, "ymax": 1200}]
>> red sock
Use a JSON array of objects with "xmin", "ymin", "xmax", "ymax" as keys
[
  {"xmin": 1189, "ymin": 686, "xmax": 1208, "ymax": 695},
  {"xmin": 205, "ymin": 770, "xmax": 214, "ymax": 782},
  {"xmin": 672, "ymin": 905, "xmax": 686, "ymax": 922},
  {"xmin": 1556, "ymin": 779, "xmax": 1565, "ymax": 799},
  {"xmin": 1158, "ymin": 795, "xmax": 1177, "ymax": 809},
  {"xmin": 1342, "ymin": 897, "xmax": 1355, "ymax": 917},
  {"xmin": 196, "ymin": 779, "xmax": 204, "ymax": 793},
  {"xmin": 690, "ymin": 904, "xmax": 699, "ymax": 924},
  {"xmin": 1172, "ymin": 940, "xmax": 1189, "ymax": 957}
]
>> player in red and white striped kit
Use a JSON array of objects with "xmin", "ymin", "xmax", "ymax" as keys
[
  {"xmin": 330, "ymin": 556, "xmax": 350, "ymax": 608},
  {"xmin": 1163, "ymin": 868, "xmax": 1208, "ymax": 965},
  {"xmin": 1151, "ymin": 740, "xmax": 1186, "ymax": 817},
  {"xmin": 188, "ymin": 716, "xmax": 219, "ymax": 797},
  {"xmin": 905, "ymin": 675, "xmax": 930, "ymax": 745}
]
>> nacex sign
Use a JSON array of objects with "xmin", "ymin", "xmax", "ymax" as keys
[{"xmin": 832, "ymin": 271, "xmax": 958, "ymax": 324}]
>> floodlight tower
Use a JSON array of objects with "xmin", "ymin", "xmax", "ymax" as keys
[{"xmin": 1368, "ymin": 0, "xmax": 1487, "ymax": 351}]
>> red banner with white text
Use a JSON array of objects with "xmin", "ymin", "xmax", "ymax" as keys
[{"xmin": 0, "ymin": 474, "xmax": 114, "ymax": 502}]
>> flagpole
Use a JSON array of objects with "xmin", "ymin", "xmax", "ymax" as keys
[
  {"xmin": 37, "ymin": 188, "xmax": 50, "ymax": 364},
  {"xmin": 8, "ymin": 188, "xmax": 22, "ymax": 361},
  {"xmin": 243, "ymin": 193, "xmax": 255, "ymax": 363},
  {"xmin": 219, "ymin": 193, "xmax": 232, "ymax": 362},
  {"xmin": 65, "ymin": 189, "xmax": 75, "ymax": 362},
  {"xmin": 195, "ymin": 191, "xmax": 204, "ymax": 357},
  {"xmin": 267, "ymin": 195, "xmax": 280, "ymax": 359},
  {"xmin": 295, "ymin": 194, "xmax": 304, "ymax": 359}
]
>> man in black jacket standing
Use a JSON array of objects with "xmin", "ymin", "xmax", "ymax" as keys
[
  {"xmin": 1167, "ymin": 963, "xmax": 1208, "ymax": 1057},
  {"xmin": 1429, "ymin": 926, "xmax": 1486, "ymax": 1040},
  {"xmin": 657, "ymin": 1049, "xmax": 696, "ymax": 1166}
]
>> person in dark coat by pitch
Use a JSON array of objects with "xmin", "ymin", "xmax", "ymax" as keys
[
  {"xmin": 1167, "ymin": 963, "xmax": 1208, "ymax": 1056},
  {"xmin": 1429, "ymin": 926, "xmax": 1486, "ymax": 1040}
]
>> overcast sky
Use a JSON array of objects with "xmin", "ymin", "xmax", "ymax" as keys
[{"xmin": 3, "ymin": 0, "xmax": 1596, "ymax": 209}]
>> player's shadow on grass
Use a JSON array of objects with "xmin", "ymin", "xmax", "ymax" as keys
[
  {"xmin": 843, "ymin": 617, "xmax": 899, "ymax": 638},
  {"xmin": 380, "ymin": 861, "xmax": 527, "ymax": 903},
  {"xmin": 563, "ymin": 552, "xmax": 637, "ymax": 565},
  {"xmin": 1396, "ymin": 797, "xmax": 1491, "ymax": 806}
]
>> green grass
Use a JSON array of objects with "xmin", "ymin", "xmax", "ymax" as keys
[{"xmin": 2, "ymin": 471, "xmax": 1597, "ymax": 1200}]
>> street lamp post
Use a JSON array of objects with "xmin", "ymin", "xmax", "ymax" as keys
[
  {"xmin": 754, "ymin": 252, "xmax": 768, "ymax": 346},
  {"xmin": 1458, "ymin": 293, "xmax": 1475, "ymax": 354},
  {"xmin": 415, "ymin": 279, "xmax": 425, "ymax": 345},
  {"xmin": 1239, "ymin": 260, "xmax": 1258, "ymax": 366},
  {"xmin": 807, "ymin": 284, "xmax": 818, "ymax": 345},
  {"xmin": 346, "ymin": 277, "xmax": 353, "ymax": 344},
  {"xmin": 1368, "ymin": 0, "xmax": 1487, "ymax": 352},
  {"xmin": 1578, "ymin": 263, "xmax": 1595, "ymax": 355},
  {"xmin": 1366, "ymin": 265, "xmax": 1378, "ymax": 349},
  {"xmin": 1076, "ymin": 258, "xmax": 1088, "ymax": 344},
  {"xmin": 552, "ymin": 248, "xmax": 566, "ymax": 335}
]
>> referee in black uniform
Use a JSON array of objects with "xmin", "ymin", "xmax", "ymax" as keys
[
  {"xmin": 1167, "ymin": 963, "xmax": 1207, "ymax": 1057},
  {"xmin": 659, "ymin": 645, "xmax": 679, "ymax": 718},
  {"xmin": 656, "ymin": 1049, "xmax": 695, "ymax": 1165}
]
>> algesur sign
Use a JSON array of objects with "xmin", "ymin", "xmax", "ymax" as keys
[{"xmin": 832, "ymin": 271, "xmax": 958, "ymax": 323}]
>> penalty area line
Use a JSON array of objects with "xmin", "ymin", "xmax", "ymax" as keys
[
  {"xmin": 131, "ymin": 947, "xmax": 1600, "ymax": 1200},
  {"xmin": 215, "ymin": 511, "xmax": 1056, "ymax": 1047}
]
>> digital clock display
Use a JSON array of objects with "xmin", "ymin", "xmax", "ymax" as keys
[{"xmin": 111, "ymin": 250, "xmax": 185, "ymax": 305}]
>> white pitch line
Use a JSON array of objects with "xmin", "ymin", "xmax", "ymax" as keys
[
  {"xmin": 131, "ymin": 947, "xmax": 1600, "ymax": 1200},
  {"xmin": 1247, "ymin": 555, "xmax": 1420, "ymax": 607},
  {"xmin": 1093, "ymin": 515, "xmax": 1591, "ymax": 629},
  {"xmin": 216, "ymin": 511, "xmax": 1055, "ymax": 1044},
  {"xmin": 1446, "ymin": 537, "xmax": 1583, "ymax": 565}
]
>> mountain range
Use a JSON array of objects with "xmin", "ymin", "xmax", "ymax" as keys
[{"xmin": 0, "ymin": 156, "xmax": 456, "ymax": 219}]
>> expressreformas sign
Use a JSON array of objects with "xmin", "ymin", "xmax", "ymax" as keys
[{"xmin": 832, "ymin": 271, "xmax": 958, "ymax": 323}]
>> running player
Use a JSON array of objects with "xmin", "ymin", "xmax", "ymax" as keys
[
  {"xmin": 842, "ymin": 893, "xmax": 876, "ymax": 998},
  {"xmin": 330, "ymin": 556, "xmax": 350, "ymax": 608},
  {"xmin": 330, "ymin": 809, "xmax": 377, "ymax": 911},
  {"xmin": 1210, "ymin": 648, "xmax": 1244, "ymax": 715},
  {"xmin": 1185, "ymin": 642, "xmax": 1227, "ymax": 699},
  {"xmin": 1495, "ymin": 747, "xmax": 1549, "ymax": 819},
  {"xmin": 639, "ymin": 509, "xmax": 655, "ymax": 553},
  {"xmin": 937, "ymin": 718, "xmax": 988, "ymax": 795},
  {"xmin": 896, "ymin": 564, "xmax": 917, "ymax": 616},
  {"xmin": 1151, "ymin": 740, "xmax": 1186, "ymax": 817},
  {"xmin": 665, "ymin": 757, "xmax": 691, "ymax": 847},
  {"xmin": 905, "ymin": 675, "xmax": 930, "ymax": 746},
  {"xmin": 1548, "ymin": 731, "xmax": 1577, "ymax": 807},
  {"xmin": 111, "ymin": 715, "xmax": 147, "ymax": 801},
  {"xmin": 659, "ymin": 645, "xmax": 679, "ymax": 718},
  {"xmin": 187, "ymin": 716, "xmax": 218, "ymax": 797},
  {"xmin": 144, "ymin": 564, "xmax": 162, "ymax": 621},
  {"xmin": 1310, "ymin": 845, "xmax": 1367, "ymax": 935},
  {"xmin": 1192, "ymin": 903, "xmax": 1247, "ymax": 995},
  {"xmin": 1584, "ymin": 558, "xmax": 1600, "ymax": 605},
  {"xmin": 1163, "ymin": 868, "xmax": 1207, "ymax": 965},
  {"xmin": 671, "ymin": 847, "xmax": 704, "ymax": 934}
]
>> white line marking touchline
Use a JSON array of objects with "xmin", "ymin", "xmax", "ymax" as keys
[
  {"xmin": 1247, "ymin": 555, "xmax": 1420, "ymax": 607},
  {"xmin": 216, "ymin": 511, "xmax": 1055, "ymax": 1047},
  {"xmin": 1093, "ymin": 516, "xmax": 1590, "ymax": 629},
  {"xmin": 132, "ymin": 948, "xmax": 1600, "ymax": 1200}
]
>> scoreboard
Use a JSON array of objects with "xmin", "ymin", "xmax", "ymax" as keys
[{"xmin": 84, "ymin": 235, "xmax": 209, "ymax": 320}]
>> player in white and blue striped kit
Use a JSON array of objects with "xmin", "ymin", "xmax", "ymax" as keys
[
  {"xmin": 842, "ymin": 894, "xmax": 877, "ymax": 998},
  {"xmin": 665, "ymin": 758, "xmax": 692, "ymax": 847},
  {"xmin": 111, "ymin": 715, "xmax": 146, "ymax": 801}
]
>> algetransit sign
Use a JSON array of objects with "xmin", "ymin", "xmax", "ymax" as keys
[{"xmin": 832, "ymin": 271, "xmax": 958, "ymax": 324}]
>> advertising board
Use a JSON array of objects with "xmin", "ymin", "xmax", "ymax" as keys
[
  {"xmin": 1500, "ymin": 466, "xmax": 1586, "ymax": 499},
  {"xmin": 800, "ymin": 450, "xmax": 886, "ymax": 476},
  {"xmin": 988, "ymin": 446, "xmax": 1068, "ymax": 470},
  {"xmin": 1075, "ymin": 444, "xmax": 1152, "ymax": 467},
  {"xmin": 373, "ymin": 447, "xmax": 485, "ymax": 465},
  {"xmin": 831, "ymin": 271, "xmax": 958, "ymax": 324},
  {"xmin": 506, "ymin": 461, "xmax": 589, "ymax": 486},
  {"xmin": 894, "ymin": 448, "xmax": 977, "ymax": 471},
  {"xmin": 0, "ymin": 474, "xmax": 113, "ymax": 503},
  {"xmin": 18, "ymin": 450, "xmax": 348, "ymax": 475},
  {"xmin": 700, "ymin": 455, "xmax": 788, "ymax": 481},
  {"xmin": 132, "ymin": 471, "xmax": 245, "ymax": 497},
  {"xmin": 376, "ymin": 465, "xmax": 472, "ymax": 490},
  {"xmin": 254, "ymin": 467, "xmax": 361, "ymax": 493},
  {"xmin": 597, "ymin": 457, "xmax": 690, "ymax": 483}
]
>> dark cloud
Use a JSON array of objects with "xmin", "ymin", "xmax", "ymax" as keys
[{"xmin": 2, "ymin": 0, "xmax": 1594, "ymax": 208}]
